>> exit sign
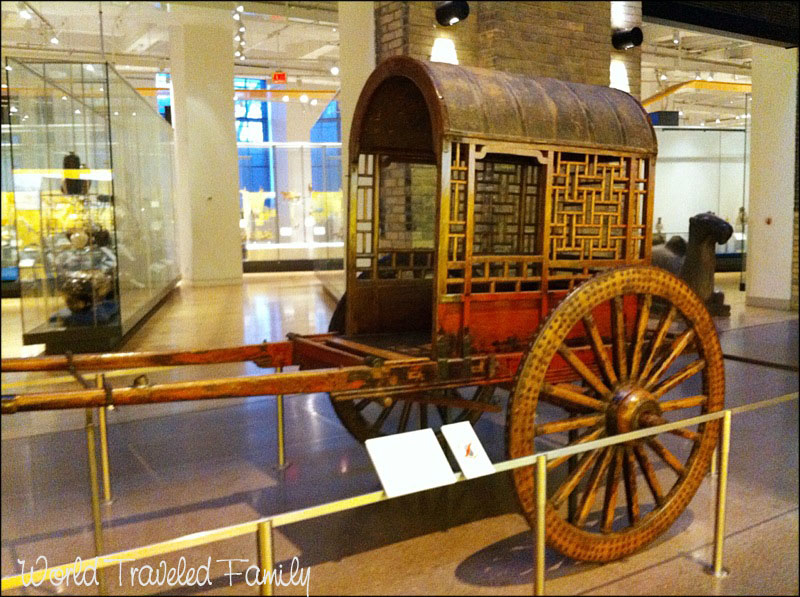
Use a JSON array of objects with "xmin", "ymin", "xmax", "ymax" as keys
[{"xmin": 272, "ymin": 71, "xmax": 287, "ymax": 84}]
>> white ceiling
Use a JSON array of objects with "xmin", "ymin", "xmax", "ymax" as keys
[
  {"xmin": 641, "ymin": 22, "xmax": 754, "ymax": 128},
  {"xmin": 1, "ymin": 1, "xmax": 341, "ymax": 88}
]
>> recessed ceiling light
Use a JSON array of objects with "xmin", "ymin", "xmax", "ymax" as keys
[
  {"xmin": 50, "ymin": 36, "xmax": 59, "ymax": 45},
  {"xmin": 241, "ymin": 40, "xmax": 246, "ymax": 46},
  {"xmin": 239, "ymin": 26, "xmax": 245, "ymax": 32},
  {"xmin": 282, "ymin": 95, "xmax": 289, "ymax": 102},
  {"xmin": 114, "ymin": 111, "xmax": 119, "ymax": 115},
  {"xmin": 19, "ymin": 9, "xmax": 32, "ymax": 19},
  {"xmin": 9, "ymin": 106, "xmax": 18, "ymax": 113},
  {"xmin": 61, "ymin": 95, "xmax": 68, "ymax": 100},
  {"xmin": 715, "ymin": 118, "xmax": 720, "ymax": 123},
  {"xmin": 299, "ymin": 94, "xmax": 309, "ymax": 103},
  {"xmin": 330, "ymin": 65, "xmax": 339, "ymax": 76},
  {"xmin": 5, "ymin": 65, "xmax": 13, "ymax": 72},
  {"xmin": 233, "ymin": 12, "xmax": 240, "ymax": 20},
  {"xmin": 235, "ymin": 35, "xmax": 241, "ymax": 41},
  {"xmin": 74, "ymin": 108, "xmax": 81, "ymax": 114},
  {"xmin": 678, "ymin": 110, "xmax": 684, "ymax": 116},
  {"xmin": 695, "ymin": 72, "xmax": 701, "ymax": 80},
  {"xmin": 132, "ymin": 112, "xmax": 136, "ymax": 116},
  {"xmin": 85, "ymin": 64, "xmax": 95, "ymax": 72},
  {"xmin": 236, "ymin": 4, "xmax": 244, "ymax": 12},
  {"xmin": 659, "ymin": 73, "xmax": 667, "ymax": 81},
  {"xmin": 310, "ymin": 98, "xmax": 318, "ymax": 106},
  {"xmin": 240, "ymin": 55, "xmax": 246, "ymax": 60},
  {"xmin": 234, "ymin": 50, "xmax": 241, "ymax": 57},
  {"xmin": 735, "ymin": 115, "xmax": 740, "ymax": 119}
]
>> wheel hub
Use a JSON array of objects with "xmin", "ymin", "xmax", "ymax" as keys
[{"xmin": 606, "ymin": 384, "xmax": 662, "ymax": 434}]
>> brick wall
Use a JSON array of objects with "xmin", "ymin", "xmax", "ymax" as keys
[{"xmin": 376, "ymin": 1, "xmax": 642, "ymax": 97}]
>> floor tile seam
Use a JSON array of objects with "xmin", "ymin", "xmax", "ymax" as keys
[{"xmin": 574, "ymin": 505, "xmax": 799, "ymax": 595}]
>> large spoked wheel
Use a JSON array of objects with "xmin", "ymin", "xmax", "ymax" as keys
[
  {"xmin": 331, "ymin": 385, "xmax": 498, "ymax": 443},
  {"xmin": 506, "ymin": 266, "xmax": 724, "ymax": 562}
]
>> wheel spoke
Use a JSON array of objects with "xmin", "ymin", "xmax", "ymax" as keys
[
  {"xmin": 629, "ymin": 294, "xmax": 652, "ymax": 379},
  {"xmin": 397, "ymin": 401, "xmax": 413, "ymax": 433},
  {"xmin": 548, "ymin": 427, "xmax": 605, "ymax": 471},
  {"xmin": 611, "ymin": 296, "xmax": 628, "ymax": 381},
  {"xmin": 622, "ymin": 446, "xmax": 640, "ymax": 525},
  {"xmin": 639, "ymin": 306, "xmax": 676, "ymax": 382},
  {"xmin": 644, "ymin": 328, "xmax": 696, "ymax": 390},
  {"xmin": 370, "ymin": 401, "xmax": 396, "ymax": 432},
  {"xmin": 583, "ymin": 312, "xmax": 618, "ymax": 387},
  {"xmin": 575, "ymin": 446, "xmax": 615, "ymax": 528},
  {"xmin": 668, "ymin": 426, "xmax": 701, "ymax": 442},
  {"xmin": 551, "ymin": 449, "xmax": 602, "ymax": 508},
  {"xmin": 646, "ymin": 438, "xmax": 686, "ymax": 476},
  {"xmin": 557, "ymin": 345, "xmax": 610, "ymax": 397},
  {"xmin": 541, "ymin": 383, "xmax": 606, "ymax": 412},
  {"xmin": 535, "ymin": 413, "xmax": 605, "ymax": 436},
  {"xmin": 652, "ymin": 359, "xmax": 706, "ymax": 399},
  {"xmin": 660, "ymin": 394, "xmax": 707, "ymax": 412},
  {"xmin": 601, "ymin": 447, "xmax": 623, "ymax": 533},
  {"xmin": 633, "ymin": 443, "xmax": 665, "ymax": 506}
]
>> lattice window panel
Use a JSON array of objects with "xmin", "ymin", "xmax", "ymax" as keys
[
  {"xmin": 474, "ymin": 158, "xmax": 540, "ymax": 256},
  {"xmin": 354, "ymin": 153, "xmax": 376, "ymax": 279},
  {"xmin": 376, "ymin": 249, "xmax": 435, "ymax": 280},
  {"xmin": 549, "ymin": 152, "xmax": 644, "ymax": 262},
  {"xmin": 445, "ymin": 143, "xmax": 468, "ymax": 294}
]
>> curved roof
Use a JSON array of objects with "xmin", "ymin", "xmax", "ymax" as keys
[{"xmin": 350, "ymin": 56, "xmax": 657, "ymax": 161}]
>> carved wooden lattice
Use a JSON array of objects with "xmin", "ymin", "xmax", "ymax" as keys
[
  {"xmin": 354, "ymin": 153, "xmax": 376, "ymax": 278},
  {"xmin": 474, "ymin": 158, "xmax": 540, "ymax": 256}
]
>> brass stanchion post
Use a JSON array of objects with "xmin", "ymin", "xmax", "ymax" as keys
[
  {"xmin": 85, "ymin": 406, "xmax": 107, "ymax": 595},
  {"xmin": 534, "ymin": 454, "xmax": 547, "ymax": 596},
  {"xmin": 707, "ymin": 410, "xmax": 731, "ymax": 578},
  {"xmin": 257, "ymin": 520, "xmax": 274, "ymax": 596},
  {"xmin": 275, "ymin": 367, "xmax": 289, "ymax": 470},
  {"xmin": 97, "ymin": 375, "xmax": 112, "ymax": 504}
]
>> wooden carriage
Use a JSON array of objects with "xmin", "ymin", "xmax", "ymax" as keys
[{"xmin": 2, "ymin": 57, "xmax": 725, "ymax": 563}]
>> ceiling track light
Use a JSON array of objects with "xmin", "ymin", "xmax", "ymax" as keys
[
  {"xmin": 611, "ymin": 26, "xmax": 643, "ymax": 50},
  {"xmin": 233, "ymin": 12, "xmax": 240, "ymax": 21},
  {"xmin": 236, "ymin": 4, "xmax": 244, "ymax": 12},
  {"xmin": 435, "ymin": 1, "xmax": 469, "ymax": 26}
]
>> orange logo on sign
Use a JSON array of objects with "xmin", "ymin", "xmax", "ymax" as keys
[{"xmin": 272, "ymin": 71, "xmax": 287, "ymax": 84}]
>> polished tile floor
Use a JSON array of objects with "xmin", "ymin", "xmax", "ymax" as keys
[{"xmin": 1, "ymin": 271, "xmax": 798, "ymax": 595}]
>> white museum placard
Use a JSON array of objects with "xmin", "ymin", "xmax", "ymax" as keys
[
  {"xmin": 440, "ymin": 421, "xmax": 495, "ymax": 479},
  {"xmin": 365, "ymin": 428, "xmax": 457, "ymax": 498}
]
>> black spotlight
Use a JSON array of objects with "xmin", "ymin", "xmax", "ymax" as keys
[
  {"xmin": 611, "ymin": 26, "xmax": 643, "ymax": 50},
  {"xmin": 435, "ymin": 1, "xmax": 469, "ymax": 26}
]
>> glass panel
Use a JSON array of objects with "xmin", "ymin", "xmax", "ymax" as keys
[
  {"xmin": 106, "ymin": 65, "xmax": 178, "ymax": 333},
  {"xmin": 6, "ymin": 60, "xmax": 116, "ymax": 337}
]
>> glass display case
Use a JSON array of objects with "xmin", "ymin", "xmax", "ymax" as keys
[{"xmin": 4, "ymin": 58, "xmax": 178, "ymax": 353}]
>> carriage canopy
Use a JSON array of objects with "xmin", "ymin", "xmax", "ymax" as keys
[{"xmin": 350, "ymin": 55, "xmax": 657, "ymax": 161}]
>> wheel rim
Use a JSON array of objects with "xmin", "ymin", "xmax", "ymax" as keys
[
  {"xmin": 506, "ymin": 266, "xmax": 725, "ymax": 562},
  {"xmin": 330, "ymin": 385, "xmax": 497, "ymax": 443}
]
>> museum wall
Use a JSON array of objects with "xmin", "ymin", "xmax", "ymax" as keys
[{"xmin": 652, "ymin": 128, "xmax": 749, "ymax": 236}]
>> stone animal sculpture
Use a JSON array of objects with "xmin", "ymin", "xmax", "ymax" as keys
[
  {"xmin": 679, "ymin": 212, "xmax": 733, "ymax": 316},
  {"xmin": 652, "ymin": 212, "xmax": 733, "ymax": 316}
]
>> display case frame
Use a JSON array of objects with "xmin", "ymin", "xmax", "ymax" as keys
[{"xmin": 3, "ymin": 58, "xmax": 179, "ymax": 353}]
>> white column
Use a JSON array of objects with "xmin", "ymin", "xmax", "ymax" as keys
[
  {"xmin": 338, "ymin": 1, "xmax": 376, "ymax": 170},
  {"xmin": 170, "ymin": 17, "xmax": 243, "ymax": 286},
  {"xmin": 746, "ymin": 46, "xmax": 798, "ymax": 309}
]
